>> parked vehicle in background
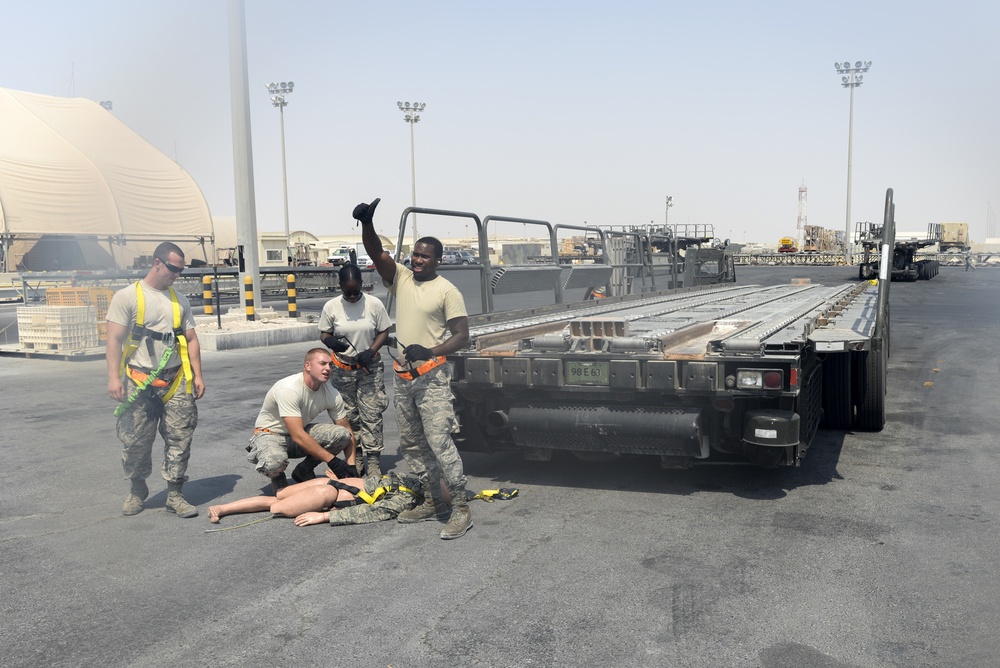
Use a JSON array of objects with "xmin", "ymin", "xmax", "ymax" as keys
[
  {"xmin": 457, "ymin": 250, "xmax": 479, "ymax": 264},
  {"xmin": 441, "ymin": 251, "xmax": 463, "ymax": 265},
  {"xmin": 327, "ymin": 248, "xmax": 353, "ymax": 267},
  {"xmin": 777, "ymin": 237, "xmax": 797, "ymax": 253},
  {"xmin": 939, "ymin": 222, "xmax": 970, "ymax": 252}
]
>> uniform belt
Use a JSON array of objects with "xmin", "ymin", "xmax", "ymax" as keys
[
  {"xmin": 393, "ymin": 356, "xmax": 446, "ymax": 381},
  {"xmin": 127, "ymin": 365, "xmax": 179, "ymax": 388},
  {"xmin": 332, "ymin": 355, "xmax": 364, "ymax": 371}
]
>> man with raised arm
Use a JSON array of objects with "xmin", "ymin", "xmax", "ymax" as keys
[{"xmin": 354, "ymin": 198, "xmax": 473, "ymax": 539}]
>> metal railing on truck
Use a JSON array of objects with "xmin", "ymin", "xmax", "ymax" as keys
[{"xmin": 389, "ymin": 206, "xmax": 733, "ymax": 315}]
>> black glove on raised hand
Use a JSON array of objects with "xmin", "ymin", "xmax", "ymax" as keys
[
  {"xmin": 403, "ymin": 343, "xmax": 435, "ymax": 363},
  {"xmin": 352, "ymin": 198, "xmax": 381, "ymax": 226},
  {"xmin": 356, "ymin": 348, "xmax": 379, "ymax": 368},
  {"xmin": 322, "ymin": 333, "xmax": 350, "ymax": 353}
]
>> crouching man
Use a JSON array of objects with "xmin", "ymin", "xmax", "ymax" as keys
[{"xmin": 246, "ymin": 348, "xmax": 358, "ymax": 492}]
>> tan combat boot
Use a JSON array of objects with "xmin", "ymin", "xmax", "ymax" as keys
[
  {"xmin": 440, "ymin": 495, "xmax": 473, "ymax": 540},
  {"xmin": 122, "ymin": 478, "xmax": 148, "ymax": 516},
  {"xmin": 366, "ymin": 452, "xmax": 382, "ymax": 478},
  {"xmin": 397, "ymin": 481, "xmax": 450, "ymax": 523},
  {"xmin": 165, "ymin": 481, "xmax": 198, "ymax": 518}
]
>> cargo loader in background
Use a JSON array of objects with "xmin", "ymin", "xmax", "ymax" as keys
[
  {"xmin": 433, "ymin": 189, "xmax": 897, "ymax": 469},
  {"xmin": 856, "ymin": 220, "xmax": 941, "ymax": 281}
]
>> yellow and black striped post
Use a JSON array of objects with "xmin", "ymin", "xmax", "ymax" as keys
[
  {"xmin": 202, "ymin": 275, "xmax": 214, "ymax": 315},
  {"xmin": 286, "ymin": 274, "xmax": 298, "ymax": 318},
  {"xmin": 244, "ymin": 275, "xmax": 255, "ymax": 321}
]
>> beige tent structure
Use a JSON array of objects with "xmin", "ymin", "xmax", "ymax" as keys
[{"xmin": 0, "ymin": 87, "xmax": 215, "ymax": 271}]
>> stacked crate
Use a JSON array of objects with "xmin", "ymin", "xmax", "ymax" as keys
[
  {"xmin": 17, "ymin": 305, "xmax": 99, "ymax": 351},
  {"xmin": 45, "ymin": 286, "xmax": 115, "ymax": 341}
]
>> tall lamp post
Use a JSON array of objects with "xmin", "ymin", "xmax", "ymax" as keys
[
  {"xmin": 267, "ymin": 81, "xmax": 294, "ymax": 263},
  {"xmin": 666, "ymin": 195, "xmax": 678, "ymax": 287},
  {"xmin": 834, "ymin": 60, "xmax": 871, "ymax": 265},
  {"xmin": 398, "ymin": 101, "xmax": 426, "ymax": 245}
]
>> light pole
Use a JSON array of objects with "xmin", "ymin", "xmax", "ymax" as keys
[
  {"xmin": 268, "ymin": 81, "xmax": 294, "ymax": 263},
  {"xmin": 398, "ymin": 101, "xmax": 426, "ymax": 245},
  {"xmin": 835, "ymin": 60, "xmax": 871, "ymax": 265},
  {"xmin": 666, "ymin": 195, "xmax": 678, "ymax": 287}
]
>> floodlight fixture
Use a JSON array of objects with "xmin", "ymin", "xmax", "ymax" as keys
[
  {"xmin": 398, "ymin": 100, "xmax": 428, "ymax": 242},
  {"xmin": 833, "ymin": 59, "xmax": 872, "ymax": 264}
]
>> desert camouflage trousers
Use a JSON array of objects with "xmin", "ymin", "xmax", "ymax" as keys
[
  {"xmin": 246, "ymin": 423, "xmax": 353, "ymax": 478},
  {"xmin": 328, "ymin": 358, "xmax": 388, "ymax": 455},
  {"xmin": 393, "ymin": 361, "xmax": 466, "ymax": 497},
  {"xmin": 327, "ymin": 472, "xmax": 423, "ymax": 525},
  {"xmin": 116, "ymin": 376, "xmax": 198, "ymax": 484}
]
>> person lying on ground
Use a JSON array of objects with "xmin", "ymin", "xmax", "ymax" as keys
[{"xmin": 208, "ymin": 470, "xmax": 446, "ymax": 527}]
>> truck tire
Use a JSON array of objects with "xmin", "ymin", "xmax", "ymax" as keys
[
  {"xmin": 853, "ymin": 347, "xmax": 886, "ymax": 431},
  {"xmin": 821, "ymin": 354, "xmax": 852, "ymax": 429}
]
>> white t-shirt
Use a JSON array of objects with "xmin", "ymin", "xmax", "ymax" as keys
[
  {"xmin": 317, "ymin": 293, "xmax": 392, "ymax": 355},
  {"xmin": 106, "ymin": 280, "xmax": 196, "ymax": 370},
  {"xmin": 384, "ymin": 263, "xmax": 467, "ymax": 349},
  {"xmin": 254, "ymin": 373, "xmax": 347, "ymax": 435}
]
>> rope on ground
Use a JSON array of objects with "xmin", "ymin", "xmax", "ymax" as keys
[{"xmin": 204, "ymin": 514, "xmax": 275, "ymax": 533}]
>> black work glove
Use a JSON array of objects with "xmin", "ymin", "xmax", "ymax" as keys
[
  {"xmin": 327, "ymin": 457, "xmax": 359, "ymax": 479},
  {"xmin": 403, "ymin": 343, "xmax": 434, "ymax": 363},
  {"xmin": 322, "ymin": 333, "xmax": 350, "ymax": 353},
  {"xmin": 352, "ymin": 198, "xmax": 380, "ymax": 227},
  {"xmin": 356, "ymin": 348, "xmax": 379, "ymax": 368}
]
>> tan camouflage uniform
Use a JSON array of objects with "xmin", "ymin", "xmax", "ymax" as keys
[
  {"xmin": 117, "ymin": 376, "xmax": 198, "ymax": 483},
  {"xmin": 246, "ymin": 423, "xmax": 353, "ymax": 477},
  {"xmin": 328, "ymin": 472, "xmax": 423, "ymax": 525},
  {"xmin": 329, "ymin": 358, "xmax": 388, "ymax": 458},
  {"xmin": 393, "ymin": 362, "xmax": 466, "ymax": 499}
]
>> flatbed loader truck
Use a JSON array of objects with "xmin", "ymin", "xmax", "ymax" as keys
[
  {"xmin": 436, "ymin": 190, "xmax": 897, "ymax": 468},
  {"xmin": 857, "ymin": 221, "xmax": 940, "ymax": 281}
]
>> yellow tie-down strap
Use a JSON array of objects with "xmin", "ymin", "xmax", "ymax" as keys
[
  {"xmin": 356, "ymin": 484, "xmax": 419, "ymax": 505},
  {"xmin": 473, "ymin": 488, "xmax": 519, "ymax": 502}
]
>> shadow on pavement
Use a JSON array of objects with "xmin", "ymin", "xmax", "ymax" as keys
[
  {"xmin": 144, "ymin": 474, "xmax": 242, "ymax": 507},
  {"xmin": 462, "ymin": 430, "xmax": 846, "ymax": 501}
]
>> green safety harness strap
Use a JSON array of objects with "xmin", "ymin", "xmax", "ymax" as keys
[{"xmin": 113, "ymin": 345, "xmax": 175, "ymax": 417}]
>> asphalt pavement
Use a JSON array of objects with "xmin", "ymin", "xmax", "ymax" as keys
[{"xmin": 1, "ymin": 265, "xmax": 999, "ymax": 667}]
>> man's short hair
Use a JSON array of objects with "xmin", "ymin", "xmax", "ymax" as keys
[
  {"xmin": 304, "ymin": 347, "xmax": 331, "ymax": 365},
  {"xmin": 416, "ymin": 236, "xmax": 443, "ymax": 259},
  {"xmin": 153, "ymin": 242, "xmax": 185, "ymax": 262}
]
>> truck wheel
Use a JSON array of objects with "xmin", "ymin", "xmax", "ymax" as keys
[
  {"xmin": 853, "ymin": 347, "xmax": 886, "ymax": 431},
  {"xmin": 821, "ymin": 354, "xmax": 852, "ymax": 429}
]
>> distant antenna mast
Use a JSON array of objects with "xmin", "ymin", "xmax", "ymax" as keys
[{"xmin": 797, "ymin": 184, "xmax": 807, "ymax": 251}]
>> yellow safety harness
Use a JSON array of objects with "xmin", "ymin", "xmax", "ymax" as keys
[
  {"xmin": 327, "ymin": 477, "xmax": 421, "ymax": 507},
  {"xmin": 119, "ymin": 281, "xmax": 193, "ymax": 403},
  {"xmin": 473, "ymin": 488, "xmax": 519, "ymax": 502}
]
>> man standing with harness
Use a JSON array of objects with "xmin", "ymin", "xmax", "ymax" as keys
[
  {"xmin": 355, "ymin": 198, "xmax": 474, "ymax": 540},
  {"xmin": 106, "ymin": 242, "xmax": 205, "ymax": 518}
]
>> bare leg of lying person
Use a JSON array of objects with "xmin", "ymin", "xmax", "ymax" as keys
[{"xmin": 208, "ymin": 477, "xmax": 366, "ymax": 523}]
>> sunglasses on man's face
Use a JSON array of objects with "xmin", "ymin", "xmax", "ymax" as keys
[
  {"xmin": 157, "ymin": 257, "xmax": 184, "ymax": 273},
  {"xmin": 342, "ymin": 290, "xmax": 362, "ymax": 301}
]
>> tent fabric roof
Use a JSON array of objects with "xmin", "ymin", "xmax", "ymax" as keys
[{"xmin": 0, "ymin": 88, "xmax": 213, "ymax": 241}]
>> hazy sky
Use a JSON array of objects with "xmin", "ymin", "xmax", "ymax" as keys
[{"xmin": 3, "ymin": 1, "xmax": 998, "ymax": 243}]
